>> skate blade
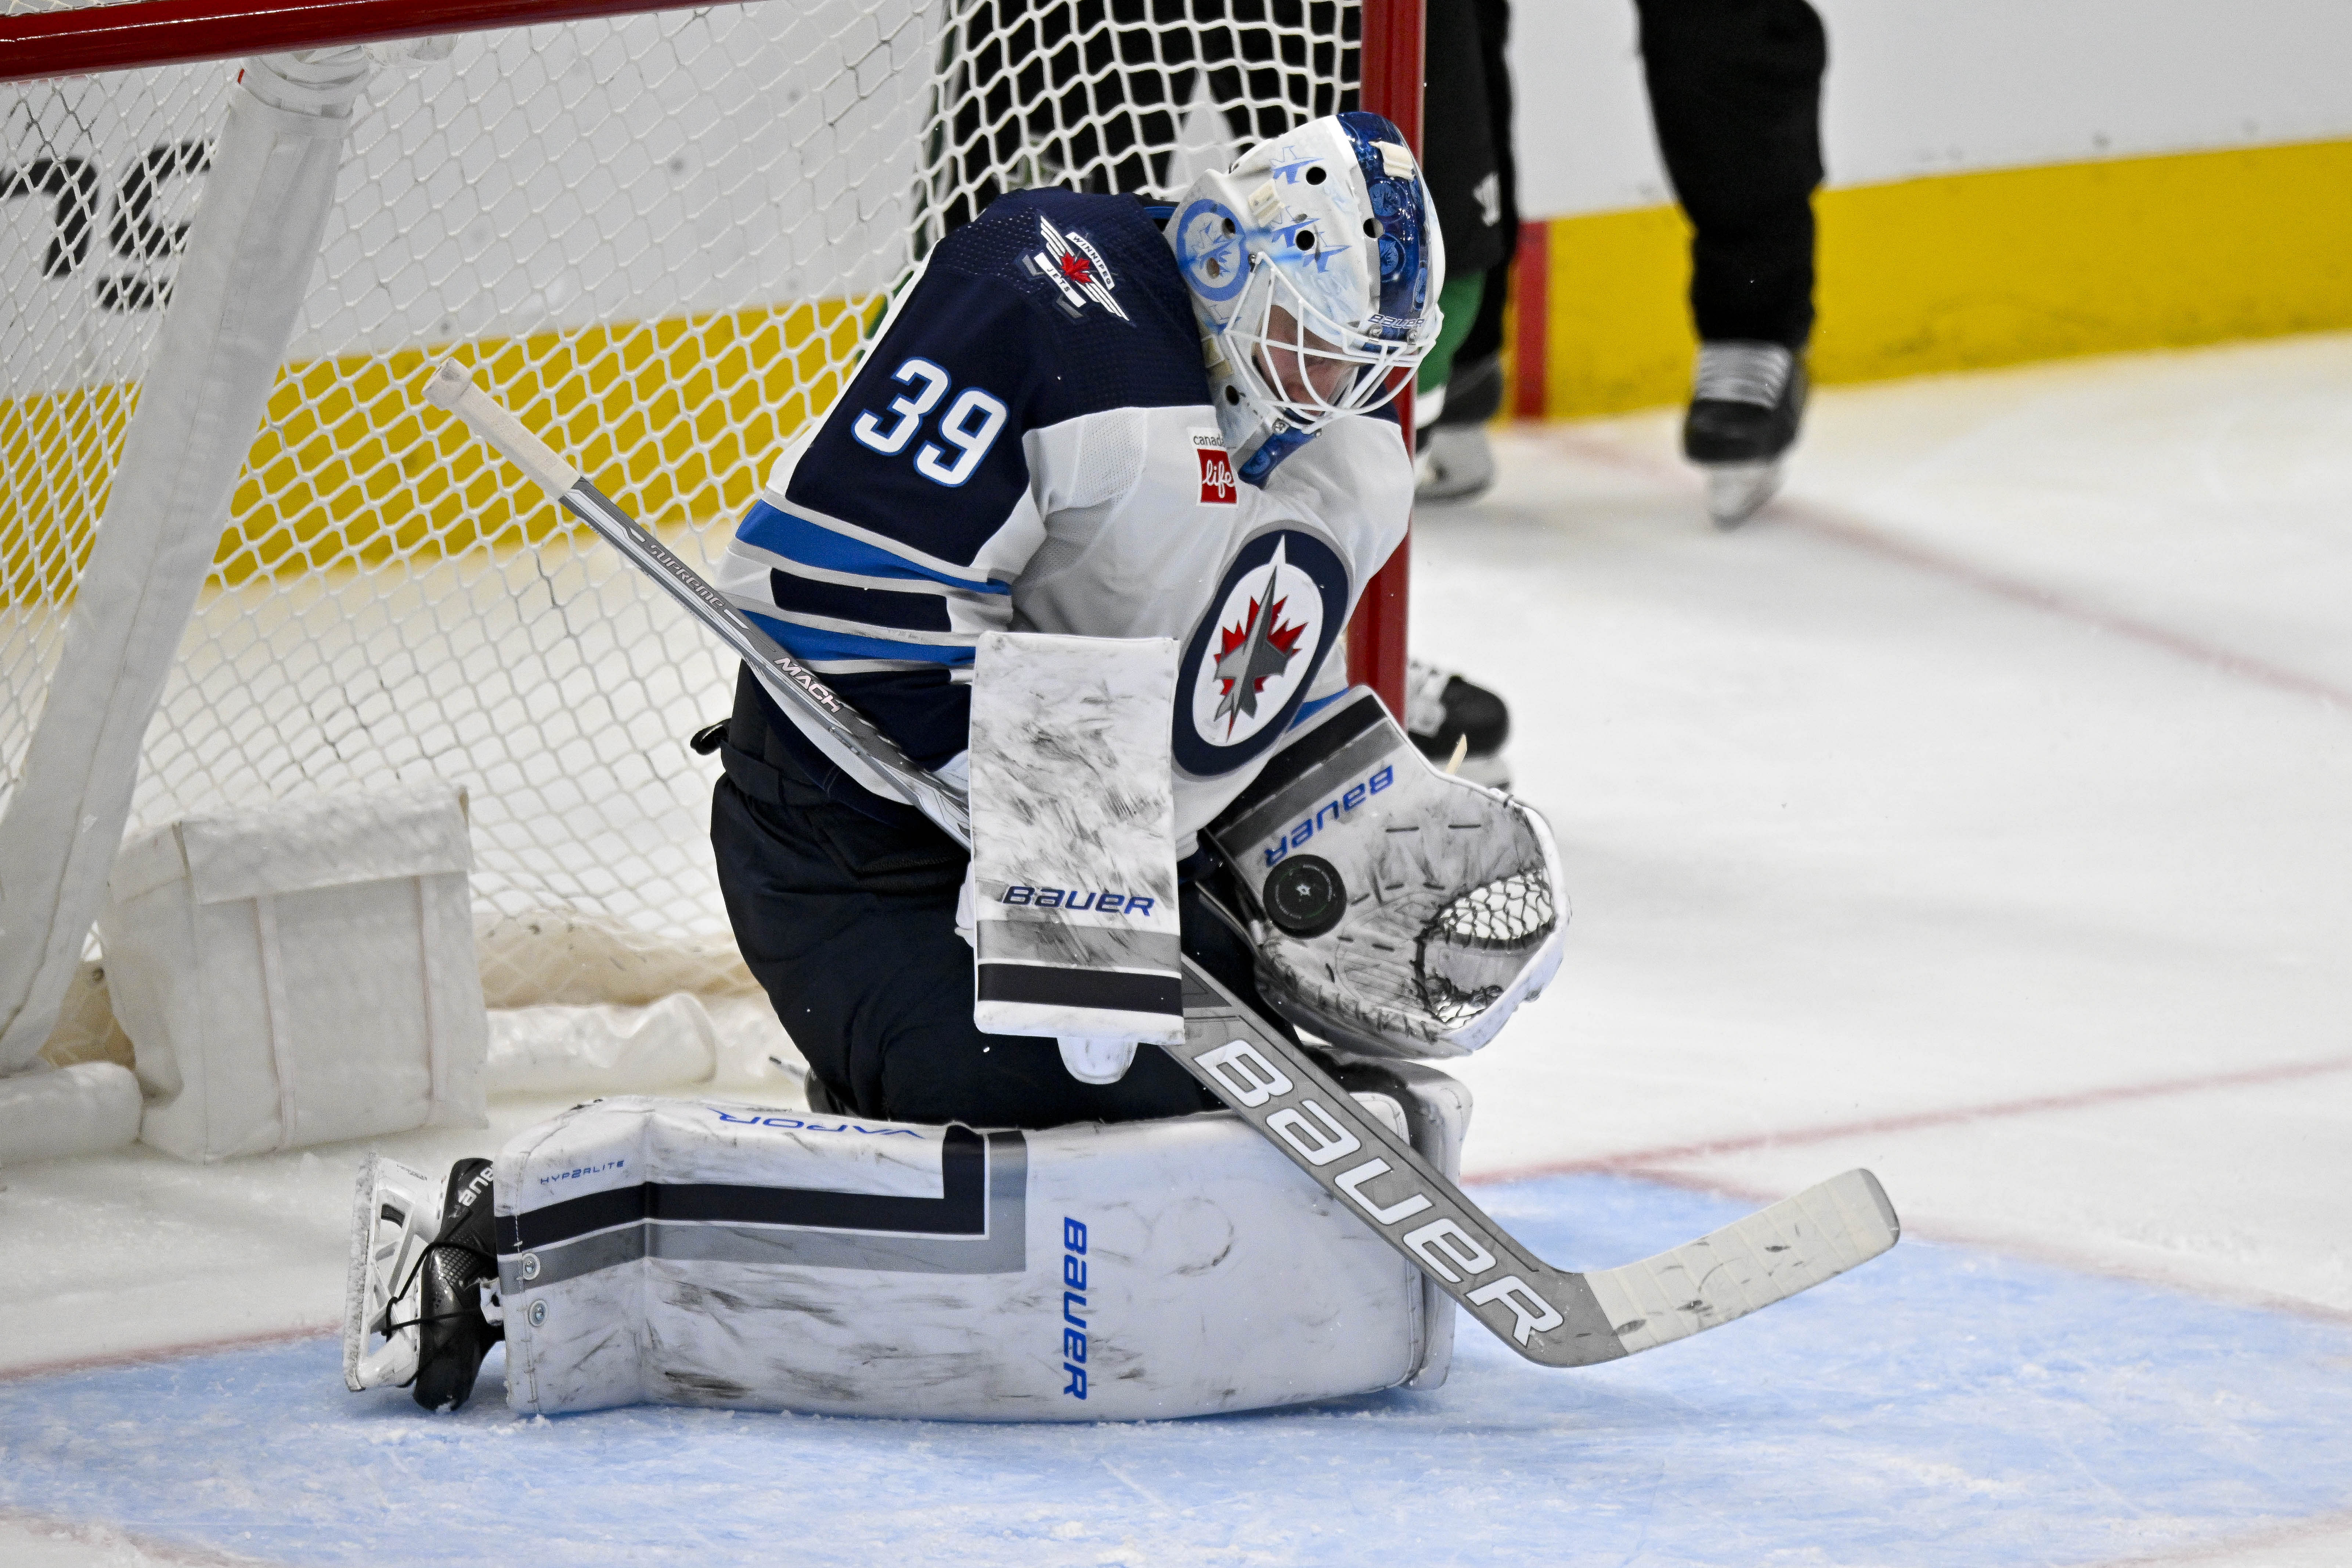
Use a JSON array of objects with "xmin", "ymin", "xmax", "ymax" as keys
[
  {"xmin": 1704, "ymin": 461, "xmax": 1783, "ymax": 527},
  {"xmin": 1449, "ymin": 750, "xmax": 1512, "ymax": 790},
  {"xmin": 343, "ymin": 1153, "xmax": 436, "ymax": 1392}
]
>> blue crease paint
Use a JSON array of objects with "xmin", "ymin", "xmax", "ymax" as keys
[{"xmin": 3, "ymin": 1173, "xmax": 2345, "ymax": 1568}]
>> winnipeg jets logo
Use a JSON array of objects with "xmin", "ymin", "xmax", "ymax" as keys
[
  {"xmin": 1186, "ymin": 536, "xmax": 1330, "ymax": 753},
  {"xmin": 1173, "ymin": 197, "xmax": 1247, "ymax": 304},
  {"xmin": 1027, "ymin": 216, "xmax": 1129, "ymax": 322},
  {"xmin": 1209, "ymin": 540, "xmax": 1310, "ymax": 736}
]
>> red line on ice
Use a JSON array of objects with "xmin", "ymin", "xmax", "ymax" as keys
[
  {"xmin": 1533, "ymin": 426, "xmax": 2352, "ymax": 710},
  {"xmin": 1778, "ymin": 498, "xmax": 2352, "ymax": 710},
  {"xmin": 0, "ymin": 1320, "xmax": 336, "ymax": 1383},
  {"xmin": 1464, "ymin": 1050, "xmax": 2352, "ymax": 1183}
]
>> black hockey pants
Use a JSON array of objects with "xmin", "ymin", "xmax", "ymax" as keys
[
  {"xmin": 708, "ymin": 702, "xmax": 1259, "ymax": 1130},
  {"xmin": 1635, "ymin": 0, "xmax": 1828, "ymax": 351}
]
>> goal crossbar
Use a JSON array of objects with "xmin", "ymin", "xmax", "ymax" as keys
[{"xmin": 0, "ymin": 0, "xmax": 718, "ymax": 87}]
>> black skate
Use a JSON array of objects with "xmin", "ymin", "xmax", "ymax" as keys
[
  {"xmin": 1404, "ymin": 659, "xmax": 1511, "ymax": 789},
  {"xmin": 343, "ymin": 1154, "xmax": 504, "ymax": 1412},
  {"xmin": 1682, "ymin": 340, "xmax": 1807, "ymax": 527}
]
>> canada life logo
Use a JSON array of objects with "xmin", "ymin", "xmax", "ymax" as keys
[{"xmin": 1194, "ymin": 432, "xmax": 1237, "ymax": 505}]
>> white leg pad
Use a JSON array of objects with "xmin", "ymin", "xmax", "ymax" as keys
[
  {"xmin": 1324, "ymin": 1058, "xmax": 1475, "ymax": 1390},
  {"xmin": 494, "ymin": 1091, "xmax": 1447, "ymax": 1421}
]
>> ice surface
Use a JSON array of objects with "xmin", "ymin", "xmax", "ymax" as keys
[
  {"xmin": 1420, "ymin": 336, "xmax": 2352, "ymax": 1322},
  {"xmin": 6, "ymin": 336, "xmax": 2352, "ymax": 1565},
  {"xmin": 1, "ymin": 1175, "xmax": 2348, "ymax": 1567}
]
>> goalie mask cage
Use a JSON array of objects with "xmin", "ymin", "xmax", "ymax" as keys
[{"xmin": 0, "ymin": 0, "xmax": 1422, "ymax": 1060}]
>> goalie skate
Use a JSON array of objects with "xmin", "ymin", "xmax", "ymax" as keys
[
  {"xmin": 342, "ymin": 1154, "xmax": 441, "ymax": 1392},
  {"xmin": 343, "ymin": 1154, "xmax": 505, "ymax": 1408}
]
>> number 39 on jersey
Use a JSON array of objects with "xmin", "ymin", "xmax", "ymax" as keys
[{"xmin": 850, "ymin": 357, "xmax": 1008, "ymax": 488}]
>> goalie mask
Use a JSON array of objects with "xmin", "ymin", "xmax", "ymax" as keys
[
  {"xmin": 1203, "ymin": 690, "xmax": 1565, "ymax": 1060},
  {"xmin": 1169, "ymin": 111, "xmax": 1446, "ymax": 484}
]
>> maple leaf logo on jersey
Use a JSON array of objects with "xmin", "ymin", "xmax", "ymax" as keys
[
  {"xmin": 1209, "ymin": 538, "xmax": 1309, "ymax": 736},
  {"xmin": 1028, "ymin": 215, "xmax": 1129, "ymax": 322},
  {"xmin": 1177, "ymin": 530, "xmax": 1343, "ymax": 774}
]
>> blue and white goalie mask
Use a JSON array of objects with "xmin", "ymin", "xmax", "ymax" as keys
[{"xmin": 1169, "ymin": 111, "xmax": 1446, "ymax": 481}]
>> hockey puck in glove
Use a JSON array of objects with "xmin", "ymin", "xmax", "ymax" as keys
[{"xmin": 1263, "ymin": 855, "xmax": 1347, "ymax": 938}]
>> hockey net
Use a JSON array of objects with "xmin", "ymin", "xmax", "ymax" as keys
[{"xmin": 1, "ymin": 0, "xmax": 1372, "ymax": 1050}]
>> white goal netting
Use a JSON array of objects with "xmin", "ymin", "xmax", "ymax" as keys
[{"xmin": 1, "ymin": 0, "xmax": 1364, "ymax": 1033}]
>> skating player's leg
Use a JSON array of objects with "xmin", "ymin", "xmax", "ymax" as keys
[
  {"xmin": 1404, "ymin": 658, "xmax": 1512, "ymax": 789},
  {"xmin": 1413, "ymin": 0, "xmax": 1515, "ymax": 505},
  {"xmin": 1634, "ymin": 0, "xmax": 1826, "ymax": 524}
]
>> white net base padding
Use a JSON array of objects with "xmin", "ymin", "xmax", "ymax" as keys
[
  {"xmin": 2, "ymin": 1, "xmax": 1369, "ymax": 1053},
  {"xmin": 0, "ymin": 1062, "xmax": 141, "ymax": 1164}
]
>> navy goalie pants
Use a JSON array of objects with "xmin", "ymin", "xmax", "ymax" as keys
[{"xmin": 709, "ymin": 715, "xmax": 1259, "ymax": 1129}]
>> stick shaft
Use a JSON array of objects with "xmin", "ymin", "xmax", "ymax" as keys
[{"xmin": 423, "ymin": 361, "xmax": 971, "ymax": 843}]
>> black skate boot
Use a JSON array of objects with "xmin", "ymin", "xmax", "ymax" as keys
[
  {"xmin": 1405, "ymin": 659, "xmax": 1511, "ymax": 789},
  {"xmin": 1682, "ymin": 341, "xmax": 1807, "ymax": 527},
  {"xmin": 411, "ymin": 1157, "xmax": 503, "ymax": 1412}
]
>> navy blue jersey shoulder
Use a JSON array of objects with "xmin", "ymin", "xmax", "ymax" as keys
[
  {"xmin": 933, "ymin": 188, "xmax": 1208, "ymax": 420},
  {"xmin": 782, "ymin": 190, "xmax": 1208, "ymax": 569}
]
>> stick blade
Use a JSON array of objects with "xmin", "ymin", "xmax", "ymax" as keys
[{"xmin": 1582, "ymin": 1169, "xmax": 1900, "ymax": 1356}]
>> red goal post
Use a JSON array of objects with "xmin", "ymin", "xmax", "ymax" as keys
[{"xmin": 0, "ymin": 0, "xmax": 1425, "ymax": 1073}]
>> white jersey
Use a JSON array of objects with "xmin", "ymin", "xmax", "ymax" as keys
[{"xmin": 713, "ymin": 187, "xmax": 1413, "ymax": 845}]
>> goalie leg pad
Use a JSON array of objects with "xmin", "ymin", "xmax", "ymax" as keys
[{"xmin": 492, "ymin": 1085, "xmax": 1464, "ymax": 1421}]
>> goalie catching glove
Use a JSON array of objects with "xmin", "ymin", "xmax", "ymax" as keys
[{"xmin": 1204, "ymin": 688, "xmax": 1565, "ymax": 1059}]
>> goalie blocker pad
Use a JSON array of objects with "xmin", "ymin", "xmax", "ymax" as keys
[
  {"xmin": 1204, "ymin": 689, "xmax": 1567, "ymax": 1060},
  {"xmin": 967, "ymin": 632, "xmax": 1184, "ymax": 1044},
  {"xmin": 491, "ymin": 1067, "xmax": 1468, "ymax": 1421}
]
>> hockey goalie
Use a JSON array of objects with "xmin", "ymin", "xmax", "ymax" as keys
[{"xmin": 349, "ymin": 111, "xmax": 1893, "ymax": 1422}]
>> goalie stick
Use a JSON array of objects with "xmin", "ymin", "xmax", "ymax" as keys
[{"xmin": 421, "ymin": 359, "xmax": 1899, "ymax": 1368}]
